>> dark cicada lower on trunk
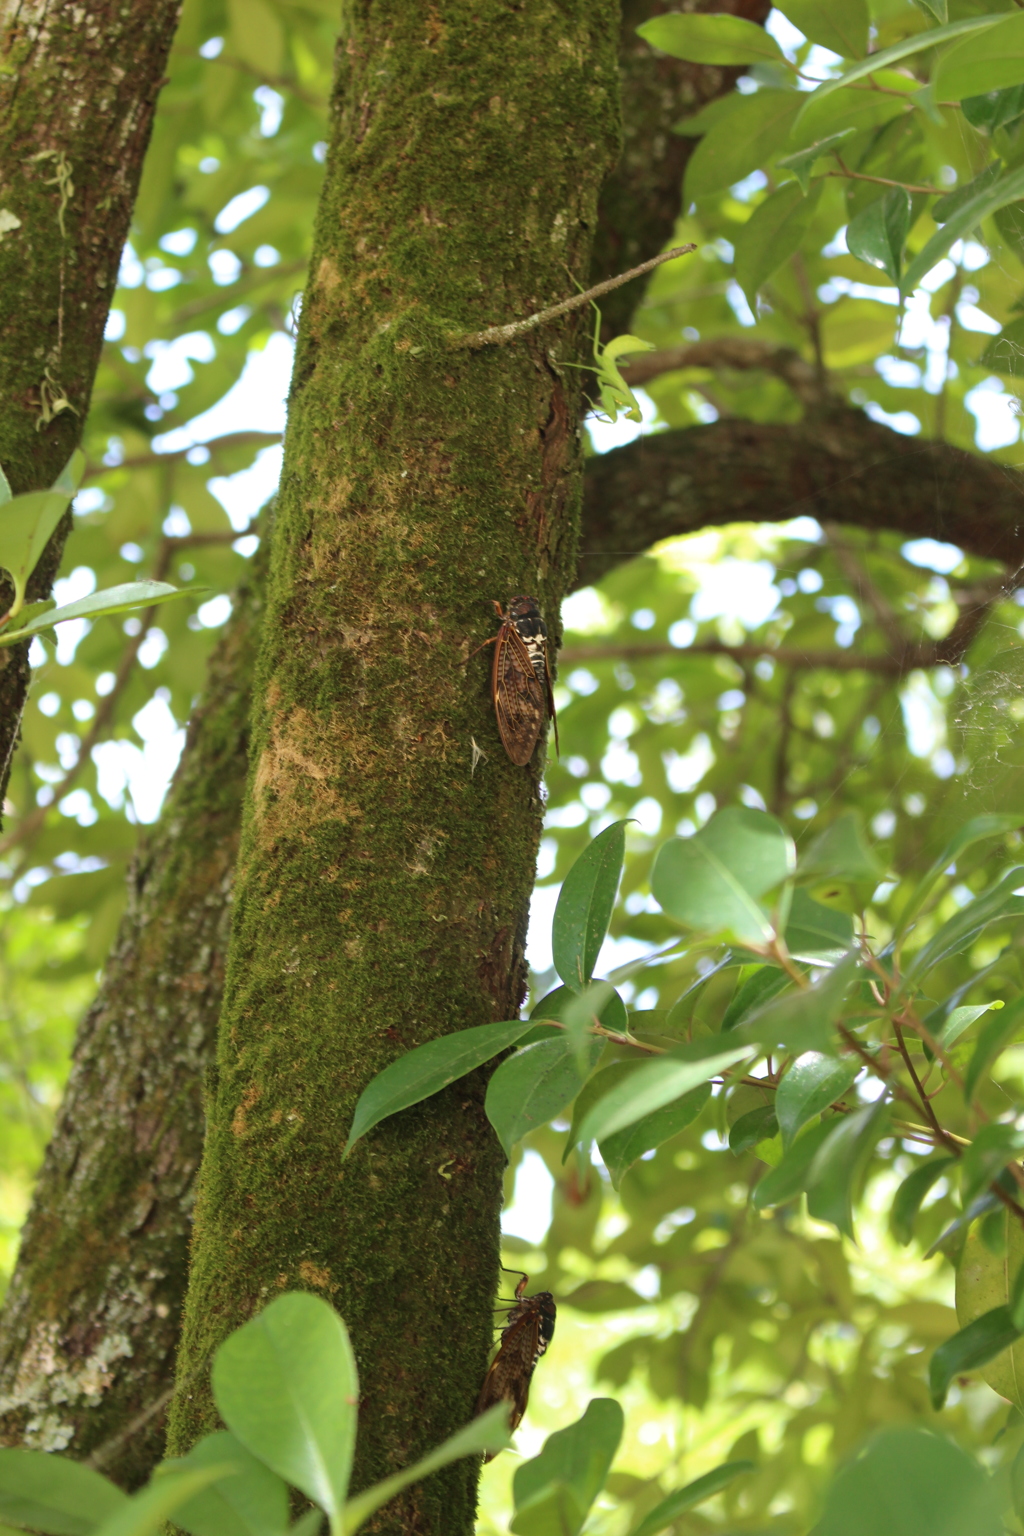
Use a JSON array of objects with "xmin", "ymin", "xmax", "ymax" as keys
[
  {"xmin": 487, "ymin": 596, "xmax": 559, "ymax": 766},
  {"xmin": 476, "ymin": 1272, "xmax": 556, "ymax": 1458}
]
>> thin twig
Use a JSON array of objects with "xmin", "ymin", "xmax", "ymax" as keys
[
  {"xmin": 171, "ymin": 46, "xmax": 328, "ymax": 108},
  {"xmin": 618, "ymin": 337, "xmax": 826, "ymax": 406},
  {"xmin": 84, "ymin": 430, "xmax": 282, "ymax": 481},
  {"xmin": 449, "ymin": 245, "xmax": 697, "ymax": 350},
  {"xmin": 828, "ymin": 158, "xmax": 941, "ymax": 196},
  {"xmin": 558, "ymin": 641, "xmax": 944, "ymax": 675},
  {"xmin": 825, "ymin": 525, "xmax": 911, "ymax": 658}
]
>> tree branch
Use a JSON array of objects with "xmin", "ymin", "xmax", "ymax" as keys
[
  {"xmin": 558, "ymin": 640, "xmax": 948, "ymax": 674},
  {"xmin": 449, "ymin": 244, "xmax": 696, "ymax": 350},
  {"xmin": 618, "ymin": 337, "xmax": 828, "ymax": 404},
  {"xmin": 577, "ymin": 409, "xmax": 1024, "ymax": 590}
]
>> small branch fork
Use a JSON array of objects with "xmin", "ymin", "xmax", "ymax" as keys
[{"xmin": 448, "ymin": 244, "xmax": 696, "ymax": 351}]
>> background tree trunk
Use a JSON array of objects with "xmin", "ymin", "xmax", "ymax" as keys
[
  {"xmin": 163, "ymin": 9, "xmax": 620, "ymax": 1536},
  {"xmin": 0, "ymin": 546, "xmax": 263, "ymax": 1485},
  {"xmin": 0, "ymin": 0, "xmax": 183, "ymax": 806}
]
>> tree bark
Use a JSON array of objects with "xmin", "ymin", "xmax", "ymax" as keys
[
  {"xmin": 0, "ymin": 546, "xmax": 264, "ymax": 1485},
  {"xmin": 577, "ymin": 409, "xmax": 1024, "ymax": 588},
  {"xmin": 0, "ymin": 0, "xmax": 182, "ymax": 809},
  {"xmin": 162, "ymin": 10, "xmax": 620, "ymax": 1536}
]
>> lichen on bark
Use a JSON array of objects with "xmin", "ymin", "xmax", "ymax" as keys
[{"xmin": 164, "ymin": 4, "xmax": 620, "ymax": 1533}]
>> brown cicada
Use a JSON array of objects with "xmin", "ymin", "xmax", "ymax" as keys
[
  {"xmin": 475, "ymin": 596, "xmax": 559, "ymax": 766},
  {"xmin": 476, "ymin": 1271, "xmax": 556, "ymax": 1457}
]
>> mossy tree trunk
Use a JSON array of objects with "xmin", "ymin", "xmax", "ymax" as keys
[
  {"xmin": 0, "ymin": 0, "xmax": 182, "ymax": 805},
  {"xmin": 163, "ymin": 4, "xmax": 620, "ymax": 1532},
  {"xmin": 0, "ymin": 0, "xmax": 759, "ymax": 1484}
]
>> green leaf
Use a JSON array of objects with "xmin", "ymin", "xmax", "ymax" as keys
[
  {"xmin": 735, "ymin": 181, "xmax": 823, "ymax": 310},
  {"xmin": 651, "ymin": 807, "xmax": 794, "ymax": 946},
  {"xmin": 560, "ymin": 981, "xmax": 620, "ymax": 1070},
  {"xmin": 575, "ymin": 1043, "xmax": 755, "ymax": 1150},
  {"xmin": 776, "ymin": 1052, "xmax": 860, "ymax": 1148},
  {"xmin": 728, "ymin": 1104, "xmax": 777, "ymax": 1154},
  {"xmin": 903, "ymin": 866, "xmax": 1024, "ymax": 982},
  {"xmin": 1012, "ymin": 1440, "xmax": 1024, "ymax": 1523},
  {"xmin": 902, "ymin": 162, "xmax": 1024, "ymax": 296},
  {"xmin": 777, "ymin": 129, "xmax": 857, "ymax": 194},
  {"xmin": 627, "ymin": 1461, "xmax": 755, "ymax": 1536},
  {"xmin": 95, "ymin": 1469, "xmax": 240, "ymax": 1536},
  {"xmin": 962, "ymin": 85, "xmax": 1024, "ymax": 134},
  {"xmin": 636, "ymin": 13, "xmax": 783, "ymax": 66},
  {"xmin": 342, "ymin": 1018, "xmax": 534, "ymax": 1156},
  {"xmin": 847, "ymin": 188, "xmax": 912, "ymax": 284},
  {"xmin": 930, "ymin": 1307, "xmax": 1022, "ymax": 1410},
  {"xmin": 534, "ymin": 983, "xmax": 629, "ymax": 1069},
  {"xmin": 815, "ymin": 1426, "xmax": 1002, "ymax": 1534},
  {"xmin": 565, "ymin": 1059, "xmax": 640, "ymax": 1158},
  {"xmin": 738, "ymin": 953, "xmax": 858, "ymax": 1055},
  {"xmin": 793, "ymin": 15, "xmax": 999, "ymax": 133},
  {"xmin": 890, "ymin": 1156, "xmax": 955, "ymax": 1245},
  {"xmin": 0, "ymin": 463, "xmax": 10, "ymax": 506},
  {"xmin": 0, "ymin": 581, "xmax": 192, "ymax": 647},
  {"xmin": 964, "ymin": 995, "xmax": 1024, "ymax": 1103},
  {"xmin": 343, "ymin": 1405, "xmax": 511, "ymax": 1535},
  {"xmin": 598, "ymin": 1082, "xmax": 711, "ymax": 1188},
  {"xmin": 0, "ymin": 488, "xmax": 71, "ymax": 614},
  {"xmin": 752, "ymin": 1118, "xmax": 833, "ymax": 1210},
  {"xmin": 959, "ymin": 1123, "xmax": 1024, "ymax": 1208},
  {"xmin": 913, "ymin": 0, "xmax": 946, "ymax": 22},
  {"xmin": 486, "ymin": 1034, "xmax": 602, "ymax": 1157},
  {"xmin": 1011, "ymin": 1259, "xmax": 1024, "ymax": 1332},
  {"xmin": 784, "ymin": 889, "xmax": 854, "ymax": 961},
  {"xmin": 0, "ymin": 1450, "xmax": 127, "ymax": 1536},
  {"xmin": 551, "ymin": 820, "xmax": 627, "ymax": 989},
  {"xmin": 211, "ymin": 1292, "xmax": 358, "ymax": 1524},
  {"xmin": 51, "ymin": 448, "xmax": 85, "ymax": 498},
  {"xmin": 806, "ymin": 1100, "xmax": 888, "ymax": 1238},
  {"xmin": 980, "ymin": 315, "xmax": 1024, "ymax": 376},
  {"xmin": 685, "ymin": 91, "xmax": 802, "ymax": 202},
  {"xmin": 796, "ymin": 812, "xmax": 882, "ymax": 891},
  {"xmin": 721, "ymin": 965, "xmax": 788, "ymax": 1031},
  {"xmin": 160, "ymin": 1432, "xmax": 289, "ymax": 1536},
  {"xmin": 511, "ymin": 1400, "xmax": 623, "ymax": 1536},
  {"xmin": 933, "ymin": 163, "xmax": 1002, "ymax": 223},
  {"xmin": 289, "ymin": 1515, "xmax": 324, "ymax": 1536},
  {"xmin": 788, "ymin": 69, "xmax": 916, "ymax": 150},
  {"xmin": 898, "ymin": 814, "xmax": 1023, "ymax": 936},
  {"xmin": 927, "ymin": 1002, "xmax": 999, "ymax": 1061},
  {"xmin": 775, "ymin": 0, "xmax": 868, "ymax": 58},
  {"xmin": 934, "ymin": 11, "xmax": 1024, "ymax": 103}
]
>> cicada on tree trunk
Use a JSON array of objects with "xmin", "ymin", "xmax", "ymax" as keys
[
  {"xmin": 476, "ymin": 1272, "xmax": 556, "ymax": 1457},
  {"xmin": 479, "ymin": 596, "xmax": 559, "ymax": 766}
]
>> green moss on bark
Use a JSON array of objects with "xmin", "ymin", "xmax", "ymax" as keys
[
  {"xmin": 0, "ymin": 0, "xmax": 182, "ymax": 810},
  {"xmin": 0, "ymin": 547, "xmax": 263, "ymax": 1488},
  {"xmin": 167, "ymin": 5, "xmax": 620, "ymax": 1533}
]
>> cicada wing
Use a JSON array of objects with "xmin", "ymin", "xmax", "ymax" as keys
[
  {"xmin": 543, "ymin": 644, "xmax": 559, "ymax": 757},
  {"xmin": 492, "ymin": 623, "xmax": 545, "ymax": 766},
  {"xmin": 476, "ymin": 1313, "xmax": 537, "ymax": 1460}
]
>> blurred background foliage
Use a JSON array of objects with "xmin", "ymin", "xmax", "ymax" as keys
[{"xmin": 6, "ymin": 0, "xmax": 1024, "ymax": 1529}]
